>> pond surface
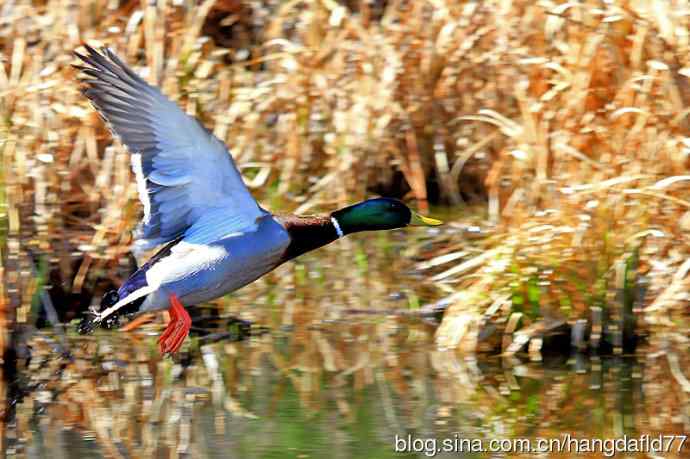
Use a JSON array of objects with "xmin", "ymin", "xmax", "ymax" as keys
[
  {"xmin": 6, "ymin": 223, "xmax": 690, "ymax": 458},
  {"xmin": 18, "ymin": 337, "xmax": 689, "ymax": 459}
]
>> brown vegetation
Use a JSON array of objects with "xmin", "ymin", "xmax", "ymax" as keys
[
  {"xmin": 1, "ymin": 0, "xmax": 690, "ymax": 456},
  {"xmin": 0, "ymin": 0, "xmax": 689, "ymax": 413}
]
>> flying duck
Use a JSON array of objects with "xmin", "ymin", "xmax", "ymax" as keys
[{"xmin": 74, "ymin": 45, "xmax": 442, "ymax": 354}]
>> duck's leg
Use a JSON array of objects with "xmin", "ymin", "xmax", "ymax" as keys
[
  {"xmin": 157, "ymin": 300, "xmax": 178, "ymax": 348},
  {"xmin": 157, "ymin": 294, "xmax": 192, "ymax": 354}
]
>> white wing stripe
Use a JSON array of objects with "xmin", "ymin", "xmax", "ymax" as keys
[{"xmin": 131, "ymin": 153, "xmax": 151, "ymax": 224}]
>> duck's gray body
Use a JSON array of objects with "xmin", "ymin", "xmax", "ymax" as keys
[{"xmin": 138, "ymin": 214, "xmax": 289, "ymax": 312}]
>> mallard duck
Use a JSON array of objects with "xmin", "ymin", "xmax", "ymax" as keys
[{"xmin": 74, "ymin": 45, "xmax": 442, "ymax": 354}]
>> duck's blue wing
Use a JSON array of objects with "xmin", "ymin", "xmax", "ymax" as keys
[{"xmin": 76, "ymin": 45, "xmax": 264, "ymax": 250}]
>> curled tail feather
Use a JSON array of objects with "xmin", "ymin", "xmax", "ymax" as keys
[{"xmin": 77, "ymin": 290, "xmax": 120, "ymax": 334}]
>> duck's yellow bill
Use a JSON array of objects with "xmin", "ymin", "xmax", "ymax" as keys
[{"xmin": 410, "ymin": 212, "xmax": 443, "ymax": 226}]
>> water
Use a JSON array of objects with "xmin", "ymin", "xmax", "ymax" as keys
[
  {"xmin": 20, "ymin": 340, "xmax": 686, "ymax": 458},
  {"xmin": 6, "ymin": 227, "xmax": 690, "ymax": 458}
]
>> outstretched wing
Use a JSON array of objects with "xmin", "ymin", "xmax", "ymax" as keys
[{"xmin": 75, "ymin": 45, "xmax": 264, "ymax": 250}]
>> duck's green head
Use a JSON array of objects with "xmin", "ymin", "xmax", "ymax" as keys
[{"xmin": 331, "ymin": 198, "xmax": 442, "ymax": 235}]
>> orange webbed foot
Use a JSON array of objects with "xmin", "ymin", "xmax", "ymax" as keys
[{"xmin": 157, "ymin": 294, "xmax": 191, "ymax": 355}]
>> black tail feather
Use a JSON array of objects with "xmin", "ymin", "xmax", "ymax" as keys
[
  {"xmin": 100, "ymin": 290, "xmax": 122, "ymax": 329},
  {"xmin": 101, "ymin": 290, "xmax": 119, "ymax": 308},
  {"xmin": 76, "ymin": 290, "xmax": 121, "ymax": 334}
]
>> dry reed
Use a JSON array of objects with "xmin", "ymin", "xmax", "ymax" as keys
[
  {"xmin": 0, "ymin": 0, "xmax": 689, "ymax": 357},
  {"xmin": 1, "ymin": 0, "xmax": 690, "ymax": 455}
]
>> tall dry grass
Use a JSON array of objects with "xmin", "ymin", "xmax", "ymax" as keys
[
  {"xmin": 0, "ymin": 0, "xmax": 688, "ymax": 355},
  {"xmin": 410, "ymin": 0, "xmax": 690, "ymax": 352}
]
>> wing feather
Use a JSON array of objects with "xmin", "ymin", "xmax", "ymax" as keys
[{"xmin": 76, "ymin": 45, "xmax": 264, "ymax": 250}]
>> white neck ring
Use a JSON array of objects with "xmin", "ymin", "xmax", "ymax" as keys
[{"xmin": 331, "ymin": 216, "xmax": 344, "ymax": 238}]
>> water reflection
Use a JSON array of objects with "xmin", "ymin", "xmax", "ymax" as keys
[
  {"xmin": 15, "ymin": 330, "xmax": 689, "ymax": 458},
  {"xmin": 6, "ymin": 234, "xmax": 690, "ymax": 458}
]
